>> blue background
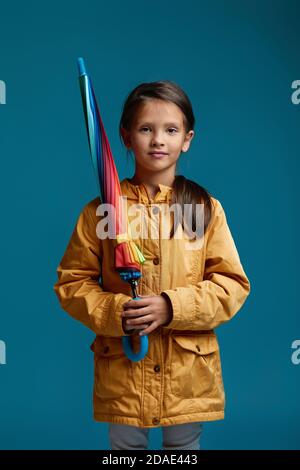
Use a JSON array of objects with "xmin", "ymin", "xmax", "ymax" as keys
[{"xmin": 0, "ymin": 0, "xmax": 299, "ymax": 450}]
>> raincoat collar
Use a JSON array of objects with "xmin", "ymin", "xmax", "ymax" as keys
[{"xmin": 120, "ymin": 177, "xmax": 173, "ymax": 205}]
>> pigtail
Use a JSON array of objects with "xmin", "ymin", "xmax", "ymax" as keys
[{"xmin": 169, "ymin": 175, "xmax": 213, "ymax": 240}]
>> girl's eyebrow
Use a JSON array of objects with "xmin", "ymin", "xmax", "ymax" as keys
[{"xmin": 138, "ymin": 121, "xmax": 181, "ymax": 127}]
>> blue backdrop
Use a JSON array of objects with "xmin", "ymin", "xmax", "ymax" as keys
[{"xmin": 0, "ymin": 0, "xmax": 299, "ymax": 450}]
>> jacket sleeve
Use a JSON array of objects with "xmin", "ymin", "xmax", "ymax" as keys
[
  {"xmin": 161, "ymin": 198, "xmax": 251, "ymax": 331},
  {"xmin": 53, "ymin": 201, "xmax": 133, "ymax": 337}
]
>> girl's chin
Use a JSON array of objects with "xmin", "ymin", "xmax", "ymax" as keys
[
  {"xmin": 148, "ymin": 154, "xmax": 169, "ymax": 160},
  {"xmin": 148, "ymin": 157, "xmax": 170, "ymax": 164}
]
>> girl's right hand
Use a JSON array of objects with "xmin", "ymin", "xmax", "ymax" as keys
[{"xmin": 122, "ymin": 314, "xmax": 149, "ymax": 333}]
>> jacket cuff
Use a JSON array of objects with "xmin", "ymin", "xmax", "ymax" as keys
[
  {"xmin": 93, "ymin": 293, "xmax": 133, "ymax": 337},
  {"xmin": 160, "ymin": 288, "xmax": 196, "ymax": 330},
  {"xmin": 116, "ymin": 294, "xmax": 138, "ymax": 336}
]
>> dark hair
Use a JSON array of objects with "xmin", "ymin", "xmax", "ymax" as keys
[{"xmin": 119, "ymin": 80, "xmax": 213, "ymax": 239}]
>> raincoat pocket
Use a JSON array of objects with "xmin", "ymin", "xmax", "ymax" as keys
[
  {"xmin": 170, "ymin": 334, "xmax": 220, "ymax": 398},
  {"xmin": 91, "ymin": 337, "xmax": 133, "ymax": 400}
]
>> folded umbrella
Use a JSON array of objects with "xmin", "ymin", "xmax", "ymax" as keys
[{"xmin": 77, "ymin": 57, "xmax": 148, "ymax": 362}]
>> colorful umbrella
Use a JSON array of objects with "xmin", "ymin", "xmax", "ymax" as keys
[{"xmin": 77, "ymin": 57, "xmax": 148, "ymax": 362}]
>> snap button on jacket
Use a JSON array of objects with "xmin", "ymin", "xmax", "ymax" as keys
[{"xmin": 53, "ymin": 178, "xmax": 251, "ymax": 428}]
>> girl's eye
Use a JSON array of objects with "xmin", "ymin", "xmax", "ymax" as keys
[{"xmin": 139, "ymin": 127, "xmax": 178, "ymax": 133}]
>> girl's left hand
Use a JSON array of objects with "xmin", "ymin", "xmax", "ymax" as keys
[{"xmin": 122, "ymin": 294, "xmax": 173, "ymax": 336}]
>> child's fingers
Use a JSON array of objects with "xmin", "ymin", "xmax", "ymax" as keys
[
  {"xmin": 122, "ymin": 308, "xmax": 148, "ymax": 317},
  {"xmin": 125, "ymin": 315, "xmax": 151, "ymax": 326},
  {"xmin": 128, "ymin": 324, "xmax": 149, "ymax": 330},
  {"xmin": 139, "ymin": 322, "xmax": 157, "ymax": 336},
  {"xmin": 134, "ymin": 323, "xmax": 149, "ymax": 330},
  {"xmin": 124, "ymin": 322, "xmax": 150, "ymax": 331},
  {"xmin": 123, "ymin": 297, "xmax": 151, "ymax": 309}
]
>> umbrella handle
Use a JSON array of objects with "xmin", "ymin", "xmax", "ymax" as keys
[
  {"xmin": 122, "ymin": 296, "xmax": 149, "ymax": 362},
  {"xmin": 77, "ymin": 57, "xmax": 87, "ymax": 76}
]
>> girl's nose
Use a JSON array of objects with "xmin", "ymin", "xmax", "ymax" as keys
[{"xmin": 151, "ymin": 131, "xmax": 165, "ymax": 145}]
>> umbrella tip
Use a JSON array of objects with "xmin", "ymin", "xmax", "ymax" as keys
[{"xmin": 77, "ymin": 57, "xmax": 87, "ymax": 76}]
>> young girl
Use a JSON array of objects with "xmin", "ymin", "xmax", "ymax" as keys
[{"xmin": 54, "ymin": 80, "xmax": 251, "ymax": 450}]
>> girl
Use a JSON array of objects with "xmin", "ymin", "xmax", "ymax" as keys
[{"xmin": 54, "ymin": 80, "xmax": 251, "ymax": 450}]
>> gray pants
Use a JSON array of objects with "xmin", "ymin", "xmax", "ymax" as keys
[{"xmin": 108, "ymin": 422, "xmax": 203, "ymax": 450}]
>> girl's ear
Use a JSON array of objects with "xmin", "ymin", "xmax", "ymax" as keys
[
  {"xmin": 182, "ymin": 130, "xmax": 195, "ymax": 152},
  {"xmin": 121, "ymin": 126, "xmax": 131, "ymax": 148}
]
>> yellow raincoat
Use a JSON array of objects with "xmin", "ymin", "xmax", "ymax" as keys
[{"xmin": 53, "ymin": 178, "xmax": 250, "ymax": 428}]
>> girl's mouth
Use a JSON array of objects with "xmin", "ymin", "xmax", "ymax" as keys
[{"xmin": 149, "ymin": 152, "xmax": 169, "ymax": 158}]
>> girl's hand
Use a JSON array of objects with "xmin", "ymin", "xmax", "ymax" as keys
[{"xmin": 122, "ymin": 294, "xmax": 173, "ymax": 336}]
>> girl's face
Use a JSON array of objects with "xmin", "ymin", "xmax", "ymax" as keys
[{"xmin": 121, "ymin": 99, "xmax": 194, "ymax": 175}]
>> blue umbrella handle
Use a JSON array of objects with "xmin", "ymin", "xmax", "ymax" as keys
[
  {"xmin": 77, "ymin": 57, "xmax": 87, "ymax": 76},
  {"xmin": 122, "ymin": 296, "xmax": 148, "ymax": 362}
]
